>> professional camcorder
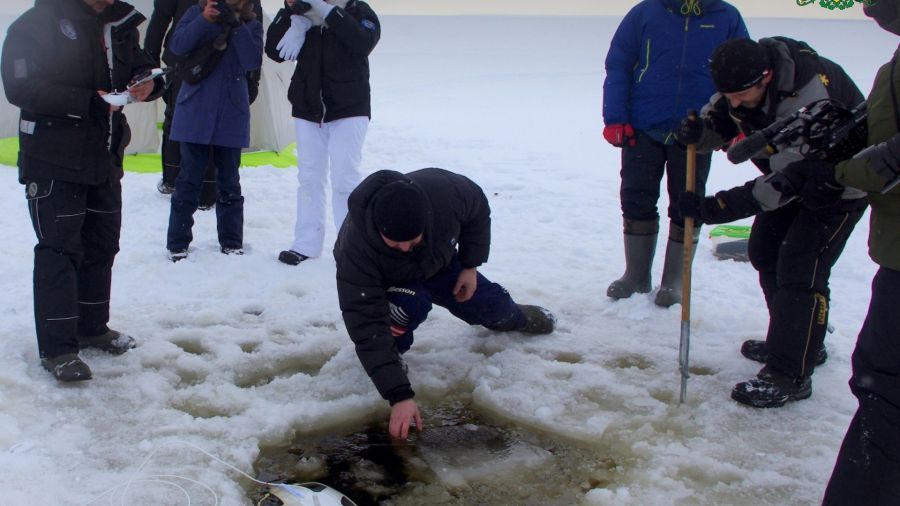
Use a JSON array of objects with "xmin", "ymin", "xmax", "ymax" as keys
[{"xmin": 727, "ymin": 99, "xmax": 868, "ymax": 165}]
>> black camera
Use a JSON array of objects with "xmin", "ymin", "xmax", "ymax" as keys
[{"xmin": 215, "ymin": 0, "xmax": 239, "ymax": 26}]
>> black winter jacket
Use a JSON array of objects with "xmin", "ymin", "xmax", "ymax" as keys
[
  {"xmin": 334, "ymin": 169, "xmax": 491, "ymax": 404},
  {"xmin": 1, "ymin": 0, "xmax": 158, "ymax": 185},
  {"xmin": 265, "ymin": 0, "xmax": 379, "ymax": 122},
  {"xmin": 144, "ymin": 0, "xmax": 194, "ymax": 66}
]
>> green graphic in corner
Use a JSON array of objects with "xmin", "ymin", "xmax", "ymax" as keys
[{"xmin": 796, "ymin": 0, "xmax": 876, "ymax": 10}]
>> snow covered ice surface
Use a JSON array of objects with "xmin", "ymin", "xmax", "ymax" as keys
[{"xmin": 0, "ymin": 14, "xmax": 894, "ymax": 506}]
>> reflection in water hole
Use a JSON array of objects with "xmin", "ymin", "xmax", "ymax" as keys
[{"xmin": 250, "ymin": 400, "xmax": 618, "ymax": 505}]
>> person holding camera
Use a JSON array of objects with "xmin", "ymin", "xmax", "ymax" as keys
[
  {"xmin": 265, "ymin": 0, "xmax": 380, "ymax": 267},
  {"xmin": 1, "ymin": 0, "xmax": 164, "ymax": 381},
  {"xmin": 145, "ymin": 0, "xmax": 263, "ymax": 207},
  {"xmin": 775, "ymin": 1, "xmax": 900, "ymax": 502},
  {"xmin": 164, "ymin": 0, "xmax": 263, "ymax": 261},
  {"xmin": 675, "ymin": 37, "xmax": 867, "ymax": 408}
]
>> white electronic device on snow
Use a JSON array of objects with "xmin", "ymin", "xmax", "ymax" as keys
[{"xmin": 258, "ymin": 482, "xmax": 356, "ymax": 506}]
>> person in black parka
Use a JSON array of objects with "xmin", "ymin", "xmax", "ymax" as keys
[
  {"xmin": 334, "ymin": 168, "xmax": 556, "ymax": 439},
  {"xmin": 1, "ymin": 0, "xmax": 164, "ymax": 381}
]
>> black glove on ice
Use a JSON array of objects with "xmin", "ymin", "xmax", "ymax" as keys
[{"xmin": 675, "ymin": 115, "xmax": 704, "ymax": 146}]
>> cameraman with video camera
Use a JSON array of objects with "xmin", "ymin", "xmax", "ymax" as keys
[
  {"xmin": 777, "ymin": 1, "xmax": 900, "ymax": 502},
  {"xmin": 674, "ymin": 37, "xmax": 867, "ymax": 409},
  {"xmin": 164, "ymin": 0, "xmax": 263, "ymax": 261}
]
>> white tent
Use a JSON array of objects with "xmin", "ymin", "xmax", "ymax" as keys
[{"xmin": 0, "ymin": 1, "xmax": 294, "ymax": 157}]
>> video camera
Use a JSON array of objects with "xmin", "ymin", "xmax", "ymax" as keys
[
  {"xmin": 215, "ymin": 0, "xmax": 240, "ymax": 26},
  {"xmin": 727, "ymin": 99, "xmax": 868, "ymax": 165}
]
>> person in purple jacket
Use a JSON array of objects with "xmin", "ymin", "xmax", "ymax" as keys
[
  {"xmin": 165, "ymin": 0, "xmax": 263, "ymax": 261},
  {"xmin": 602, "ymin": 0, "xmax": 747, "ymax": 307}
]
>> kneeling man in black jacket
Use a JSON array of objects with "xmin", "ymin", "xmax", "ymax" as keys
[{"xmin": 334, "ymin": 168, "xmax": 555, "ymax": 439}]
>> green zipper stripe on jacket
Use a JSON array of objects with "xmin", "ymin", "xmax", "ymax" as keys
[{"xmin": 637, "ymin": 39, "xmax": 651, "ymax": 83}]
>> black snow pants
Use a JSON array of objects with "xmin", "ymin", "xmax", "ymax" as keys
[
  {"xmin": 748, "ymin": 197, "xmax": 867, "ymax": 379},
  {"xmin": 24, "ymin": 178, "xmax": 122, "ymax": 359},
  {"xmin": 619, "ymin": 130, "xmax": 712, "ymax": 226},
  {"xmin": 822, "ymin": 266, "xmax": 900, "ymax": 505}
]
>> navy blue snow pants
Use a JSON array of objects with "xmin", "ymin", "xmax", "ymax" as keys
[
  {"xmin": 386, "ymin": 256, "xmax": 525, "ymax": 353},
  {"xmin": 167, "ymin": 143, "xmax": 243, "ymax": 252}
]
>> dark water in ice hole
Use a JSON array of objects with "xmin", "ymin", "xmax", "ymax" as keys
[{"xmin": 249, "ymin": 400, "xmax": 618, "ymax": 506}]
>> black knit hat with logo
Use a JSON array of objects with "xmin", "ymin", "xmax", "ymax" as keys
[
  {"xmin": 710, "ymin": 38, "xmax": 771, "ymax": 93},
  {"xmin": 374, "ymin": 181, "xmax": 426, "ymax": 241}
]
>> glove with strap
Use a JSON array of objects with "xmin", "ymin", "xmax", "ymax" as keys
[
  {"xmin": 679, "ymin": 181, "xmax": 762, "ymax": 225},
  {"xmin": 603, "ymin": 123, "xmax": 635, "ymax": 148},
  {"xmin": 856, "ymin": 132, "xmax": 900, "ymax": 185},
  {"xmin": 674, "ymin": 115, "xmax": 704, "ymax": 146},
  {"xmin": 276, "ymin": 14, "xmax": 313, "ymax": 61},
  {"xmin": 783, "ymin": 159, "xmax": 844, "ymax": 210}
]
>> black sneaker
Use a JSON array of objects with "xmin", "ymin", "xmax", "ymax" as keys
[
  {"xmin": 731, "ymin": 366, "xmax": 812, "ymax": 408},
  {"xmin": 41, "ymin": 353, "xmax": 92, "ymax": 382},
  {"xmin": 78, "ymin": 329, "xmax": 136, "ymax": 355},
  {"xmin": 278, "ymin": 250, "xmax": 309, "ymax": 266},
  {"xmin": 221, "ymin": 247, "xmax": 244, "ymax": 256},
  {"xmin": 169, "ymin": 249, "xmax": 188, "ymax": 262},
  {"xmin": 516, "ymin": 304, "xmax": 556, "ymax": 334},
  {"xmin": 740, "ymin": 339, "xmax": 828, "ymax": 367},
  {"xmin": 157, "ymin": 179, "xmax": 175, "ymax": 195}
]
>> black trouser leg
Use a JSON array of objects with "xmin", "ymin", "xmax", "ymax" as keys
[
  {"xmin": 77, "ymin": 181, "xmax": 122, "ymax": 336},
  {"xmin": 823, "ymin": 267, "xmax": 900, "ymax": 505},
  {"xmin": 199, "ymin": 154, "xmax": 218, "ymax": 209},
  {"xmin": 161, "ymin": 79, "xmax": 181, "ymax": 188},
  {"xmin": 749, "ymin": 200, "xmax": 865, "ymax": 378},
  {"xmin": 212, "ymin": 145, "xmax": 244, "ymax": 249},
  {"xmin": 26, "ymin": 179, "xmax": 87, "ymax": 358}
]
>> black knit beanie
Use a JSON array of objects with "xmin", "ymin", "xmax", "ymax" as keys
[
  {"xmin": 374, "ymin": 181, "xmax": 426, "ymax": 241},
  {"xmin": 710, "ymin": 38, "xmax": 770, "ymax": 93}
]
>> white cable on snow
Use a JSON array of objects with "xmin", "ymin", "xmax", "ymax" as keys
[{"xmin": 78, "ymin": 439, "xmax": 273, "ymax": 506}]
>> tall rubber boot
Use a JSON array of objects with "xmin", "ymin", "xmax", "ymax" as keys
[
  {"xmin": 607, "ymin": 218, "xmax": 658, "ymax": 299},
  {"xmin": 654, "ymin": 223, "xmax": 700, "ymax": 307}
]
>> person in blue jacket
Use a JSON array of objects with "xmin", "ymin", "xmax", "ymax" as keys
[
  {"xmin": 602, "ymin": 0, "xmax": 747, "ymax": 307},
  {"xmin": 165, "ymin": 0, "xmax": 263, "ymax": 261}
]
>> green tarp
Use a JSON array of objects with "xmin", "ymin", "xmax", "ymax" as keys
[{"xmin": 0, "ymin": 137, "xmax": 297, "ymax": 172}]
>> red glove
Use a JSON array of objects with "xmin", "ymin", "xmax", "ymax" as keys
[{"xmin": 603, "ymin": 123, "xmax": 636, "ymax": 147}]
